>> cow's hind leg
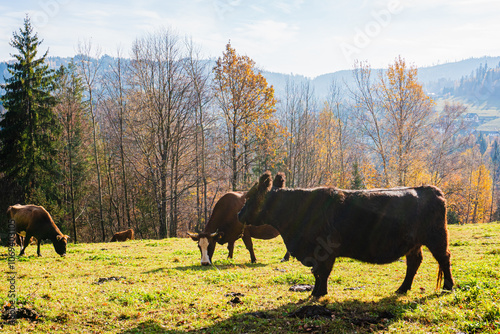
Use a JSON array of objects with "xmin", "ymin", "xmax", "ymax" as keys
[
  {"xmin": 242, "ymin": 233, "xmax": 257, "ymax": 263},
  {"xmin": 397, "ymin": 245, "xmax": 423, "ymax": 294},
  {"xmin": 311, "ymin": 257, "xmax": 336, "ymax": 298},
  {"xmin": 426, "ymin": 242, "xmax": 454, "ymax": 291}
]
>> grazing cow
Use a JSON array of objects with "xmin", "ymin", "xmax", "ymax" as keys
[
  {"xmin": 238, "ymin": 172, "xmax": 454, "ymax": 298},
  {"xmin": 7, "ymin": 204, "xmax": 69, "ymax": 257},
  {"xmin": 188, "ymin": 175, "xmax": 290, "ymax": 266},
  {"xmin": 110, "ymin": 229, "xmax": 135, "ymax": 242}
]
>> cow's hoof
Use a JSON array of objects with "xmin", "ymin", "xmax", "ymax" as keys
[
  {"xmin": 280, "ymin": 257, "xmax": 289, "ymax": 262},
  {"xmin": 309, "ymin": 295, "xmax": 323, "ymax": 302},
  {"xmin": 395, "ymin": 288, "xmax": 408, "ymax": 295},
  {"xmin": 443, "ymin": 280, "xmax": 454, "ymax": 291}
]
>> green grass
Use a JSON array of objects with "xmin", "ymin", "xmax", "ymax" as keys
[{"xmin": 1, "ymin": 223, "xmax": 499, "ymax": 333}]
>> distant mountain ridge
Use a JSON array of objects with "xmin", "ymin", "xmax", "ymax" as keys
[
  {"xmin": 2, "ymin": 55, "xmax": 500, "ymax": 102},
  {"xmin": 263, "ymin": 56, "xmax": 500, "ymax": 98}
]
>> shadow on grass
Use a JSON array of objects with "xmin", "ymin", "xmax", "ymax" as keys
[
  {"xmin": 191, "ymin": 294, "xmax": 429, "ymax": 333},
  {"xmin": 120, "ymin": 319, "xmax": 184, "ymax": 334},
  {"xmin": 118, "ymin": 292, "xmax": 451, "ymax": 334},
  {"xmin": 144, "ymin": 262, "xmax": 267, "ymax": 274}
]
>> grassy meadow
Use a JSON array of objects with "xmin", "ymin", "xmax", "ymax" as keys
[{"xmin": 1, "ymin": 223, "xmax": 499, "ymax": 333}]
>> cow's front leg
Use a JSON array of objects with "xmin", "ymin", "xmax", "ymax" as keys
[
  {"xmin": 37, "ymin": 238, "xmax": 42, "ymax": 257},
  {"xmin": 19, "ymin": 233, "xmax": 32, "ymax": 256},
  {"xmin": 227, "ymin": 241, "xmax": 235, "ymax": 259},
  {"xmin": 397, "ymin": 246, "xmax": 423, "ymax": 294},
  {"xmin": 311, "ymin": 257, "xmax": 336, "ymax": 297}
]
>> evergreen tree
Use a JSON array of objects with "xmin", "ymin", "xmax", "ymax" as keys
[
  {"xmin": 350, "ymin": 161, "xmax": 364, "ymax": 190},
  {"xmin": 0, "ymin": 16, "xmax": 61, "ymax": 204},
  {"xmin": 477, "ymin": 133, "xmax": 488, "ymax": 156},
  {"xmin": 490, "ymin": 140, "xmax": 500, "ymax": 220}
]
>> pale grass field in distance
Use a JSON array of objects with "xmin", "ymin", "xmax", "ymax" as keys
[{"xmin": 0, "ymin": 223, "xmax": 499, "ymax": 333}]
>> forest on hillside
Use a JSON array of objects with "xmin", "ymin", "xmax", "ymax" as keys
[
  {"xmin": 449, "ymin": 62, "xmax": 500, "ymax": 108},
  {"xmin": 1, "ymin": 17, "xmax": 499, "ymax": 243}
]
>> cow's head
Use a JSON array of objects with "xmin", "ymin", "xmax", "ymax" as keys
[
  {"xmin": 54, "ymin": 234, "xmax": 69, "ymax": 257},
  {"xmin": 187, "ymin": 231, "xmax": 224, "ymax": 265},
  {"xmin": 238, "ymin": 171, "xmax": 273, "ymax": 226}
]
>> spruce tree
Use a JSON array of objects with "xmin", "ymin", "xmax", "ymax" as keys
[
  {"xmin": 0, "ymin": 16, "xmax": 61, "ymax": 204},
  {"xmin": 350, "ymin": 161, "xmax": 364, "ymax": 190}
]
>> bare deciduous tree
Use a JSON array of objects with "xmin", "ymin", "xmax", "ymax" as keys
[{"xmin": 76, "ymin": 40, "xmax": 106, "ymax": 241}]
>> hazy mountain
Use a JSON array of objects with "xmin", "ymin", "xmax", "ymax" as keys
[
  {"xmin": 2, "ymin": 55, "xmax": 500, "ymax": 109},
  {"xmin": 299, "ymin": 56, "xmax": 500, "ymax": 98}
]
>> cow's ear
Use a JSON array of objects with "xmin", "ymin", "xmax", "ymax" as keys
[
  {"xmin": 273, "ymin": 172, "xmax": 286, "ymax": 189},
  {"xmin": 57, "ymin": 235, "xmax": 69, "ymax": 242},
  {"xmin": 187, "ymin": 232, "xmax": 200, "ymax": 241},
  {"xmin": 258, "ymin": 171, "xmax": 273, "ymax": 193}
]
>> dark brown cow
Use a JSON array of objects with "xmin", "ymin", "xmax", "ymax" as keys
[
  {"xmin": 188, "ymin": 175, "xmax": 290, "ymax": 265},
  {"xmin": 110, "ymin": 229, "xmax": 135, "ymax": 242},
  {"xmin": 7, "ymin": 204, "xmax": 69, "ymax": 257},
  {"xmin": 238, "ymin": 172, "xmax": 454, "ymax": 298}
]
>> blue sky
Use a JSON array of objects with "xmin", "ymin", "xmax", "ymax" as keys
[{"xmin": 1, "ymin": 0, "xmax": 499, "ymax": 78}]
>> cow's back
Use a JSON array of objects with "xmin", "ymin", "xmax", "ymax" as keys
[
  {"xmin": 333, "ymin": 186, "xmax": 447, "ymax": 264},
  {"xmin": 8, "ymin": 205, "xmax": 58, "ymax": 239},
  {"xmin": 205, "ymin": 192, "xmax": 245, "ymax": 244},
  {"xmin": 7, "ymin": 205, "xmax": 34, "ymax": 232}
]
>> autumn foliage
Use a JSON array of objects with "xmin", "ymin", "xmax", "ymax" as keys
[
  {"xmin": 213, "ymin": 42, "xmax": 280, "ymax": 190},
  {"xmin": 0, "ymin": 22, "xmax": 497, "ymax": 243}
]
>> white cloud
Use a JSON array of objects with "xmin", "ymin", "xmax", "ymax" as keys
[
  {"xmin": 237, "ymin": 20, "xmax": 298, "ymax": 44},
  {"xmin": 1, "ymin": 0, "xmax": 499, "ymax": 77}
]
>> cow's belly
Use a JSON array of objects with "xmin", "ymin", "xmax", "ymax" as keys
[
  {"xmin": 339, "ymin": 234, "xmax": 417, "ymax": 264},
  {"xmin": 341, "ymin": 249, "xmax": 409, "ymax": 264}
]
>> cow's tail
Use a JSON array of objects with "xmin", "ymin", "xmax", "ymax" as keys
[{"xmin": 436, "ymin": 266, "xmax": 444, "ymax": 290}]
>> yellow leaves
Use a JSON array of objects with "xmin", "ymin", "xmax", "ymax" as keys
[
  {"xmin": 359, "ymin": 161, "xmax": 381, "ymax": 189},
  {"xmin": 444, "ymin": 157, "xmax": 493, "ymax": 225},
  {"xmin": 469, "ymin": 164, "xmax": 492, "ymax": 223}
]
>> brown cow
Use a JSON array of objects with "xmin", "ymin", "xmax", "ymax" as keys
[
  {"xmin": 188, "ymin": 174, "xmax": 290, "ymax": 265},
  {"xmin": 238, "ymin": 172, "xmax": 454, "ymax": 298},
  {"xmin": 110, "ymin": 229, "xmax": 134, "ymax": 242},
  {"xmin": 7, "ymin": 204, "xmax": 69, "ymax": 257}
]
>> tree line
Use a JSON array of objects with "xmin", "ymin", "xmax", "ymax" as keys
[{"xmin": 0, "ymin": 17, "xmax": 497, "ymax": 243}]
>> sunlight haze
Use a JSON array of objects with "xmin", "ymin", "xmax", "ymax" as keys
[{"xmin": 1, "ymin": 0, "xmax": 499, "ymax": 77}]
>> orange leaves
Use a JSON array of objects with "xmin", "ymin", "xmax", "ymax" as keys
[
  {"xmin": 213, "ymin": 42, "xmax": 276, "ymax": 126},
  {"xmin": 213, "ymin": 41, "xmax": 279, "ymax": 188}
]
